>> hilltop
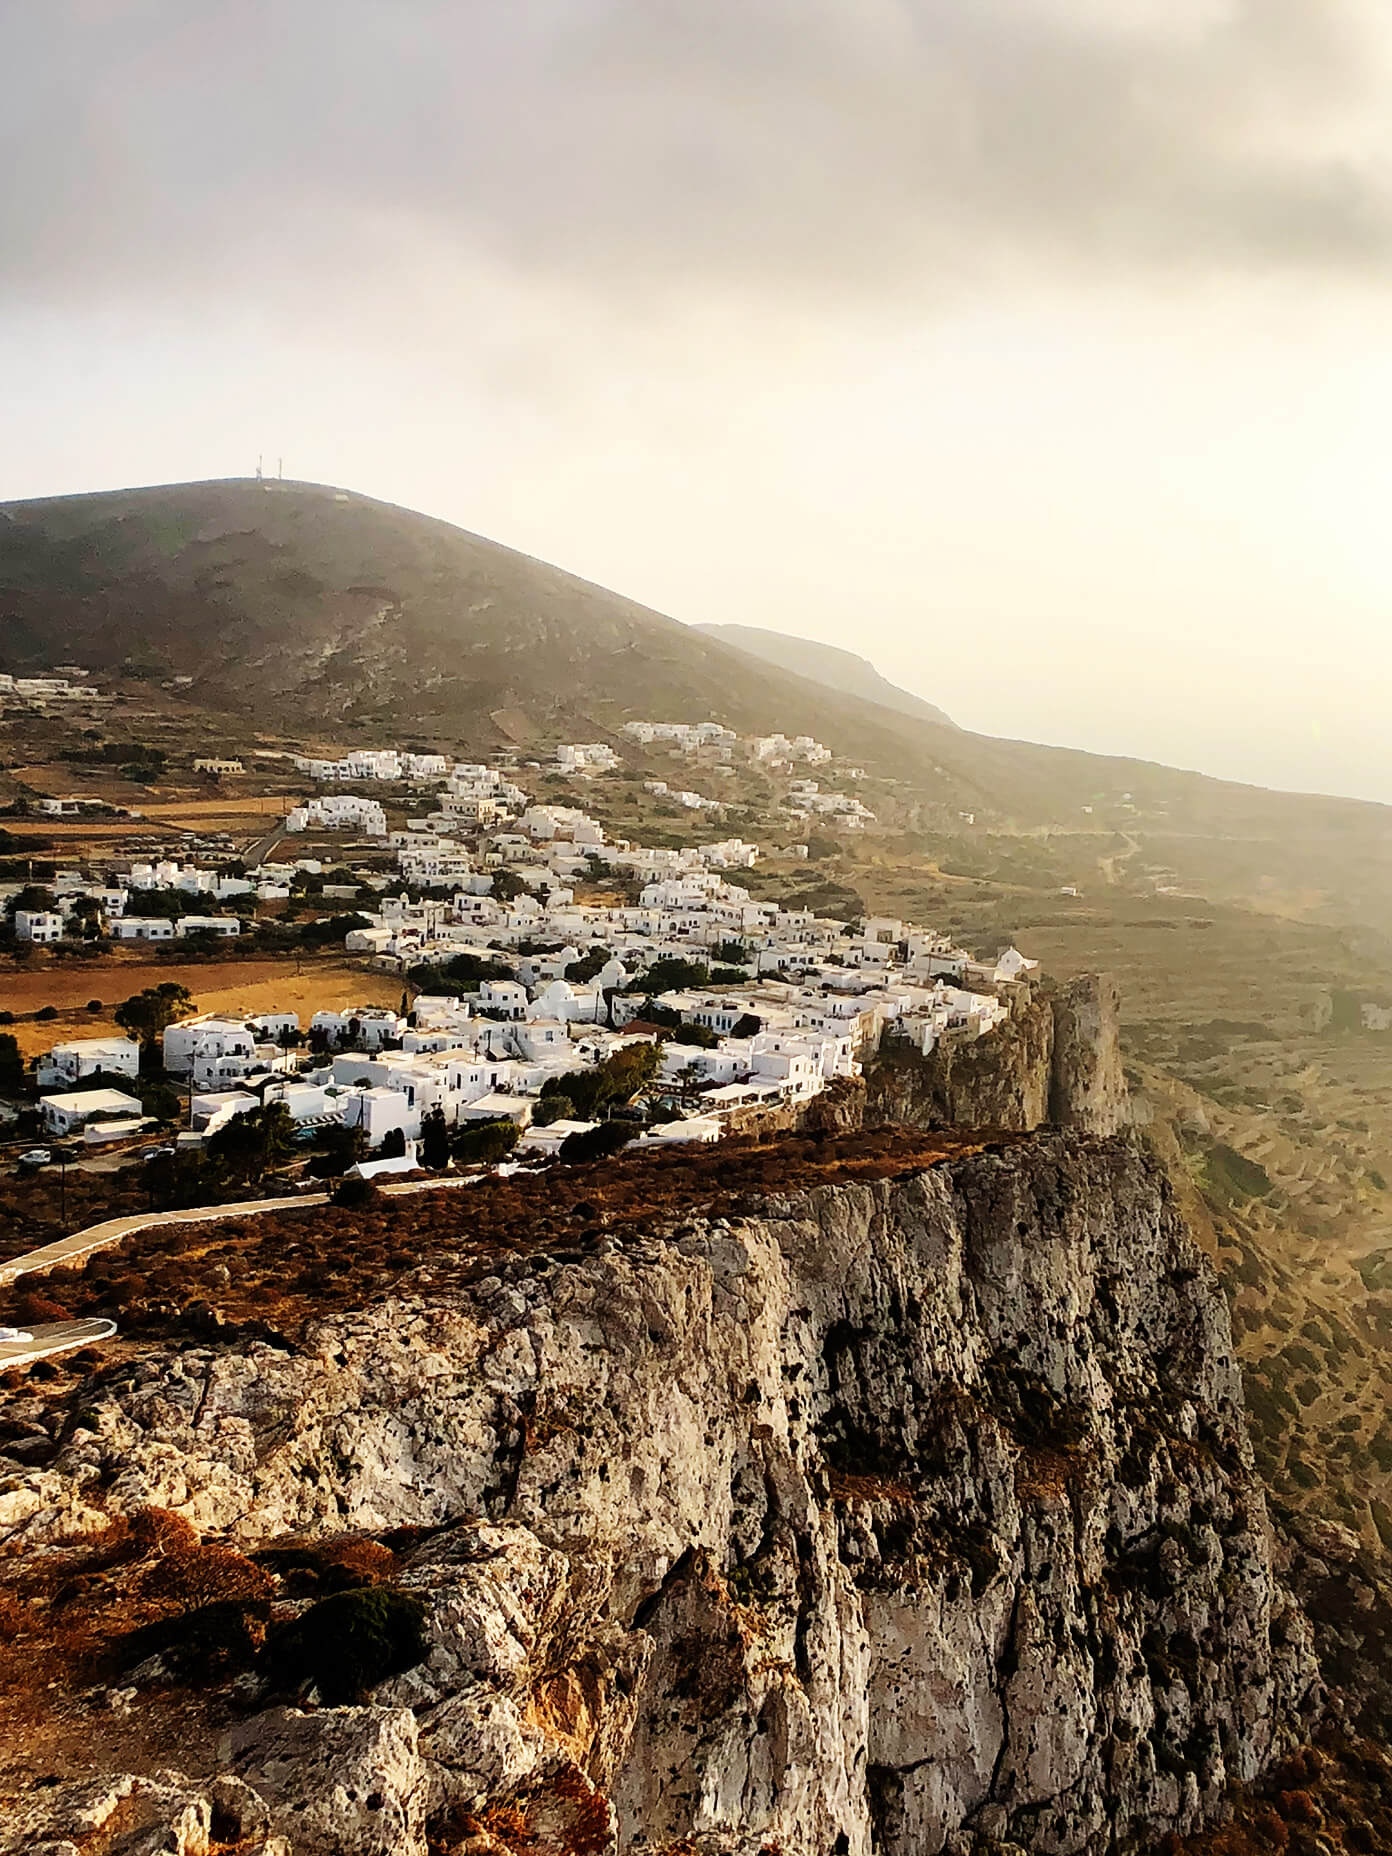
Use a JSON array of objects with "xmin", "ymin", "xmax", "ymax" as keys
[
  {"xmin": 694, "ymin": 619, "xmax": 956, "ymax": 727},
  {"xmin": 0, "ymin": 478, "xmax": 960, "ymax": 779},
  {"xmin": 5, "ymin": 477, "xmax": 1392, "ymax": 927}
]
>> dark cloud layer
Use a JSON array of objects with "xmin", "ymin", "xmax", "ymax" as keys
[{"xmin": 5, "ymin": 0, "xmax": 1392, "ymax": 318}]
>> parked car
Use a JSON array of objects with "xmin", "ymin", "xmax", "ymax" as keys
[{"xmin": 16, "ymin": 1148, "xmax": 52, "ymax": 1168}]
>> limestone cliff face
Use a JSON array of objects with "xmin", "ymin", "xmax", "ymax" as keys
[
  {"xmin": 865, "ymin": 976, "xmax": 1127, "ymax": 1138},
  {"xmin": 3, "ymin": 1135, "xmax": 1315, "ymax": 1856},
  {"xmin": 866, "ymin": 994, "xmax": 1056, "ymax": 1132},
  {"xmin": 1049, "ymin": 975, "xmax": 1127, "ymax": 1138}
]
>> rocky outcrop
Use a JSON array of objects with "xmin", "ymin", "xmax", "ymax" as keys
[
  {"xmin": 0, "ymin": 1134, "xmax": 1316, "ymax": 1855},
  {"xmin": 1049, "ymin": 975, "xmax": 1126, "ymax": 1137},
  {"xmin": 865, "ymin": 975, "xmax": 1127, "ymax": 1137},
  {"xmin": 866, "ymin": 994, "xmax": 1055, "ymax": 1131}
]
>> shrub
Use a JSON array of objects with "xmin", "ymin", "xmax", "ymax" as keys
[
  {"xmin": 12, "ymin": 1291, "xmax": 72, "ymax": 1325},
  {"xmin": 35, "ymin": 1005, "xmax": 58, "ymax": 1022},
  {"xmin": 632, "ymin": 956, "xmax": 708, "ymax": 994},
  {"xmin": 559, "ymin": 1121, "xmax": 638, "ymax": 1164},
  {"xmin": 262, "ymin": 1584, "xmax": 428, "ymax": 1703},
  {"xmin": 86, "ymin": 998, "xmax": 103, "ymax": 1013},
  {"xmin": 331, "ymin": 1175, "xmax": 381, "ymax": 1210},
  {"xmin": 533, "ymin": 1094, "xmax": 576, "ymax": 1127},
  {"xmin": 254, "ymin": 1535, "xmax": 397, "ymax": 1596},
  {"xmin": 451, "ymin": 1119, "xmax": 519, "ymax": 1167}
]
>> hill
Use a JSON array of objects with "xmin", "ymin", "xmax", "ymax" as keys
[
  {"xmin": 693, "ymin": 621, "xmax": 956, "ymax": 728},
  {"xmin": 4, "ymin": 478, "xmax": 1392, "ymax": 915}
]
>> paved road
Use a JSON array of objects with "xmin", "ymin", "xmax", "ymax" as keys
[
  {"xmin": 0, "ymin": 1318, "xmax": 118, "ymax": 1368},
  {"xmin": 0, "ymin": 1173, "xmax": 494, "ymax": 1286},
  {"xmin": 243, "ymin": 820, "xmax": 287, "ymax": 866}
]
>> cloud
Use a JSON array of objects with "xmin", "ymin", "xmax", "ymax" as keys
[{"xmin": 4, "ymin": 0, "xmax": 1392, "ymax": 326}]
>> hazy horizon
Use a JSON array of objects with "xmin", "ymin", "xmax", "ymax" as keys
[{"xmin": 4, "ymin": 3, "xmax": 1392, "ymax": 804}]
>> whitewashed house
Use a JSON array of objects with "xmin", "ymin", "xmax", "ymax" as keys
[
  {"xmin": 41, "ymin": 1087, "xmax": 144, "ymax": 1136},
  {"xmin": 36, "ymin": 1037, "xmax": 141, "ymax": 1091},
  {"xmin": 15, "ymin": 909, "xmax": 63, "ymax": 943}
]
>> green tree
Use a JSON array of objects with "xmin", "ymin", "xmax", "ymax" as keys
[
  {"xmin": 532, "ymin": 1094, "xmax": 576, "ymax": 1127},
  {"xmin": 490, "ymin": 869, "xmax": 526, "ymax": 903},
  {"xmin": 115, "ymin": 982, "xmax": 195, "ymax": 1055},
  {"xmin": 6, "ymin": 883, "xmax": 56, "ymax": 919},
  {"xmin": 564, "ymin": 945, "xmax": 613, "ymax": 983},
  {"xmin": 419, "ymin": 1107, "xmax": 451, "ymax": 1170},
  {"xmin": 307, "ymin": 1121, "xmax": 368, "ymax": 1179},
  {"xmin": 136, "ymin": 888, "xmax": 189, "ymax": 921},
  {"xmin": 451, "ymin": 1118, "xmax": 519, "ymax": 1167},
  {"xmin": 143, "ymin": 1149, "xmax": 212, "ymax": 1212},
  {"xmin": 68, "ymin": 895, "xmax": 106, "ymax": 939},
  {"xmin": 207, "ymin": 1102, "xmax": 297, "ymax": 1187},
  {"xmin": 538, "ymin": 1042, "xmax": 660, "ymax": 1120},
  {"xmin": 559, "ymin": 1121, "xmax": 638, "ymax": 1164},
  {"xmin": 0, "ymin": 1032, "xmax": 24, "ymax": 1095},
  {"xmin": 634, "ymin": 957, "xmax": 708, "ymax": 995},
  {"xmin": 137, "ymin": 1080, "xmax": 184, "ymax": 1124}
]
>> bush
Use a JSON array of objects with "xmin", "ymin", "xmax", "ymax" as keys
[
  {"xmin": 35, "ymin": 1005, "xmax": 58, "ymax": 1022},
  {"xmin": 254, "ymin": 1536, "xmax": 397, "ymax": 1597},
  {"xmin": 559, "ymin": 1121, "xmax": 638, "ymax": 1164},
  {"xmin": 538, "ymin": 1042, "xmax": 659, "ymax": 1120},
  {"xmin": 632, "ymin": 956, "xmax": 708, "ymax": 994},
  {"xmin": 13, "ymin": 1290, "xmax": 73, "ymax": 1325},
  {"xmin": 86, "ymin": 998, "xmax": 103, "ymax": 1014},
  {"xmin": 451, "ymin": 1119, "xmax": 519, "ymax": 1167},
  {"xmin": 533, "ymin": 1094, "xmax": 576, "ymax": 1127},
  {"xmin": 331, "ymin": 1175, "xmax": 381, "ymax": 1209},
  {"xmin": 308, "ymin": 1121, "xmax": 367, "ymax": 1179},
  {"xmin": 262, "ymin": 1584, "xmax": 428, "ymax": 1703}
]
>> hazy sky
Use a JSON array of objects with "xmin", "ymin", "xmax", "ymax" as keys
[{"xmin": 4, "ymin": 2, "xmax": 1392, "ymax": 803}]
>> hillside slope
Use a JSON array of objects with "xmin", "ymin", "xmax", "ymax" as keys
[
  {"xmin": 3, "ymin": 478, "xmax": 1392, "ymax": 864},
  {"xmin": 694, "ymin": 620, "xmax": 956, "ymax": 727}
]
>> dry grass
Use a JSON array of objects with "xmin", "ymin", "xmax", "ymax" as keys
[
  {"xmin": 1152, "ymin": 1734, "xmax": 1392, "ymax": 1854},
  {"xmin": 0, "ymin": 1127, "xmax": 1009, "ymax": 1350},
  {"xmin": 2, "ymin": 956, "xmax": 401, "ymax": 1056}
]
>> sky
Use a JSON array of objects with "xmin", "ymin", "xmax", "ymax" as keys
[{"xmin": 4, "ymin": 0, "xmax": 1392, "ymax": 803}]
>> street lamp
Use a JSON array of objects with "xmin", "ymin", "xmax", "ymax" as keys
[{"xmin": 51, "ymin": 1143, "xmax": 74, "ymax": 1231}]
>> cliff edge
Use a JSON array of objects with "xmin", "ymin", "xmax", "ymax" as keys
[
  {"xmin": 865, "ymin": 975, "xmax": 1127, "ymax": 1138},
  {"xmin": 0, "ymin": 1133, "xmax": 1316, "ymax": 1855}
]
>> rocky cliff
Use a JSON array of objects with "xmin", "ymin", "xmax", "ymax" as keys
[
  {"xmin": 865, "ymin": 976, "xmax": 1127, "ymax": 1138},
  {"xmin": 0, "ymin": 1133, "xmax": 1317, "ymax": 1856}
]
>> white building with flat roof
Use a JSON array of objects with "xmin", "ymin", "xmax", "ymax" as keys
[
  {"xmin": 36, "ymin": 1038, "xmax": 140, "ymax": 1091},
  {"xmin": 41, "ymin": 1087, "xmax": 144, "ymax": 1136}
]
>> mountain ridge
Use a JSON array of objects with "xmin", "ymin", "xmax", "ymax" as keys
[
  {"xmin": 694, "ymin": 618, "xmax": 956, "ymax": 728},
  {"xmin": 2, "ymin": 477, "xmax": 1389, "ymax": 849}
]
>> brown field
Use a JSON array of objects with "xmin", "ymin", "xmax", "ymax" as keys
[
  {"xmin": 1, "ymin": 957, "xmax": 402, "ymax": 1056},
  {"xmin": 14, "ymin": 794, "xmax": 288, "ymax": 849}
]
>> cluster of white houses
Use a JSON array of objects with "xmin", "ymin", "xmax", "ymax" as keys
[
  {"xmin": 292, "ymin": 749, "xmax": 450, "ymax": 782},
  {"xmin": 19, "ymin": 802, "xmax": 1039, "ymax": 1158},
  {"xmin": 0, "ymin": 668, "xmax": 100, "ymax": 703},
  {"xmin": 26, "ymin": 919, "xmax": 1035, "ymax": 1155},
  {"xmin": 621, "ymin": 720, "xmax": 834, "ymax": 769},
  {"xmin": 7, "ymin": 728, "xmax": 1039, "ymax": 1165}
]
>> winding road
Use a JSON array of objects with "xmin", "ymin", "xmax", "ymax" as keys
[
  {"xmin": 0, "ymin": 1171, "xmax": 500, "ymax": 1288},
  {"xmin": 0, "ymin": 1318, "xmax": 118, "ymax": 1368}
]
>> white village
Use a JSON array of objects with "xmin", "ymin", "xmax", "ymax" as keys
[{"xmin": 6, "ymin": 719, "xmax": 1037, "ymax": 1177}]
